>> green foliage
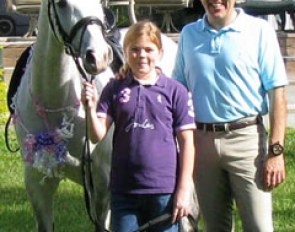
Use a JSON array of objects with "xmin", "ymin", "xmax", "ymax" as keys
[
  {"xmin": 110, "ymin": 6, "xmax": 130, "ymax": 27},
  {"xmin": 0, "ymin": 81, "xmax": 8, "ymax": 113},
  {"xmin": 0, "ymin": 71, "xmax": 9, "ymax": 125},
  {"xmin": 0, "ymin": 68, "xmax": 3, "ymax": 81},
  {"xmin": 110, "ymin": 5, "xmax": 159, "ymax": 28}
]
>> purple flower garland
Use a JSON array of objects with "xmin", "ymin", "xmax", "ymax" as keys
[{"xmin": 24, "ymin": 130, "xmax": 68, "ymax": 177}]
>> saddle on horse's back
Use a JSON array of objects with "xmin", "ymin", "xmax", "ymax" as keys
[{"xmin": 7, "ymin": 45, "xmax": 32, "ymax": 114}]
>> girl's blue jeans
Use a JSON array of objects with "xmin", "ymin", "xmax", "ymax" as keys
[{"xmin": 110, "ymin": 193, "xmax": 179, "ymax": 232}]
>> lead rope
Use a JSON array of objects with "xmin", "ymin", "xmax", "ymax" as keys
[
  {"xmin": 82, "ymin": 74, "xmax": 110, "ymax": 232},
  {"xmin": 69, "ymin": 54, "xmax": 97, "ymax": 228},
  {"xmin": 130, "ymin": 213, "xmax": 199, "ymax": 232},
  {"xmin": 83, "ymin": 78, "xmax": 111, "ymax": 232},
  {"xmin": 82, "ymin": 76, "xmax": 98, "ymax": 229},
  {"xmin": 4, "ymin": 115, "xmax": 20, "ymax": 153},
  {"xmin": 71, "ymin": 49, "xmax": 109, "ymax": 231}
]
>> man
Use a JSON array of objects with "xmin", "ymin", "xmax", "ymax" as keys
[{"xmin": 172, "ymin": 0, "xmax": 288, "ymax": 231}]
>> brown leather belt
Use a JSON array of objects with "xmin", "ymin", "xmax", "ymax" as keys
[{"xmin": 196, "ymin": 116, "xmax": 261, "ymax": 132}]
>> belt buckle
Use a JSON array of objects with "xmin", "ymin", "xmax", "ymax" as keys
[{"xmin": 212, "ymin": 123, "xmax": 229, "ymax": 132}]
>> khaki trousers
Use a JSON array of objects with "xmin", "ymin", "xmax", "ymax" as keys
[{"xmin": 194, "ymin": 123, "xmax": 273, "ymax": 232}]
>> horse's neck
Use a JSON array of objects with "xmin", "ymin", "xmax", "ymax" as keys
[{"xmin": 30, "ymin": 4, "xmax": 79, "ymax": 108}]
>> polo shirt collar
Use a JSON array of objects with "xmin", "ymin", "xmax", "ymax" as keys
[
  {"xmin": 200, "ymin": 8, "xmax": 245, "ymax": 33},
  {"xmin": 156, "ymin": 73, "xmax": 167, "ymax": 87},
  {"xmin": 124, "ymin": 70, "xmax": 167, "ymax": 88}
]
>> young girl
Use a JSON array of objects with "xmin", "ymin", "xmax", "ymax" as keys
[{"xmin": 82, "ymin": 20, "xmax": 195, "ymax": 232}]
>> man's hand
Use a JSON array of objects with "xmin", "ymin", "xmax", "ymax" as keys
[{"xmin": 263, "ymin": 154, "xmax": 286, "ymax": 191}]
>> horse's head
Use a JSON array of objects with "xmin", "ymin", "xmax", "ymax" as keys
[{"xmin": 47, "ymin": 0, "xmax": 113, "ymax": 75}]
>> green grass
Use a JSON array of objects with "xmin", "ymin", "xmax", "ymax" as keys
[
  {"xmin": 0, "ymin": 79, "xmax": 294, "ymax": 231},
  {"xmin": 272, "ymin": 128, "xmax": 295, "ymax": 231},
  {"xmin": 0, "ymin": 79, "xmax": 93, "ymax": 231},
  {"xmin": 0, "ymin": 129, "xmax": 94, "ymax": 231}
]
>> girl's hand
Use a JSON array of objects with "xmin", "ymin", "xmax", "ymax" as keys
[
  {"xmin": 172, "ymin": 186, "xmax": 191, "ymax": 223},
  {"xmin": 81, "ymin": 81, "xmax": 98, "ymax": 110}
]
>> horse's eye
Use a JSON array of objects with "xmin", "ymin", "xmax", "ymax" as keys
[{"xmin": 56, "ymin": 0, "xmax": 67, "ymax": 8}]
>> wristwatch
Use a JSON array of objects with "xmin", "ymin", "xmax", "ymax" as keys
[{"xmin": 269, "ymin": 142, "xmax": 284, "ymax": 156}]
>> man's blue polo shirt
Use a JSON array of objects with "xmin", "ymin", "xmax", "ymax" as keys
[
  {"xmin": 172, "ymin": 8, "xmax": 288, "ymax": 123},
  {"xmin": 97, "ymin": 73, "xmax": 195, "ymax": 194}
]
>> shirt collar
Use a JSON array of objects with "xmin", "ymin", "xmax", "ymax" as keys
[
  {"xmin": 124, "ymin": 70, "xmax": 167, "ymax": 88},
  {"xmin": 200, "ymin": 8, "xmax": 245, "ymax": 33},
  {"xmin": 134, "ymin": 73, "xmax": 158, "ymax": 85}
]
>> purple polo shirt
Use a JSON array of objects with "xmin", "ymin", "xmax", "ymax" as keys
[{"xmin": 97, "ymin": 73, "xmax": 195, "ymax": 194}]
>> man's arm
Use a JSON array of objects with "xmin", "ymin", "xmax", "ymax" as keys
[{"xmin": 264, "ymin": 86, "xmax": 287, "ymax": 190}]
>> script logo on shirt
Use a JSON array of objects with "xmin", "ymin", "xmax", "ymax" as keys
[{"xmin": 125, "ymin": 119, "xmax": 155, "ymax": 132}]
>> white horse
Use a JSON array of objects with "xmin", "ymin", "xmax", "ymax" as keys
[
  {"xmin": 9, "ymin": 0, "xmax": 199, "ymax": 231},
  {"xmin": 11, "ymin": 0, "xmax": 113, "ymax": 231}
]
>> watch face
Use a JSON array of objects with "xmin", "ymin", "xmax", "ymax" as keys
[{"xmin": 271, "ymin": 144, "xmax": 284, "ymax": 155}]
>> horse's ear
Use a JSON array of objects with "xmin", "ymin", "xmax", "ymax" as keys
[
  {"xmin": 55, "ymin": 0, "xmax": 67, "ymax": 8},
  {"xmin": 103, "ymin": 7, "xmax": 116, "ymax": 30}
]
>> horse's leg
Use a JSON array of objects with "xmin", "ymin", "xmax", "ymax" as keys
[
  {"xmin": 87, "ymin": 156, "xmax": 110, "ymax": 232},
  {"xmin": 92, "ymin": 139, "xmax": 112, "ymax": 232},
  {"xmin": 94, "ymin": 172, "xmax": 110, "ymax": 232},
  {"xmin": 64, "ymin": 160, "xmax": 109, "ymax": 232},
  {"xmin": 24, "ymin": 167, "xmax": 60, "ymax": 232}
]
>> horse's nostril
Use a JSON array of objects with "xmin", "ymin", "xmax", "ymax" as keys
[{"xmin": 85, "ymin": 50, "xmax": 96, "ymax": 65}]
